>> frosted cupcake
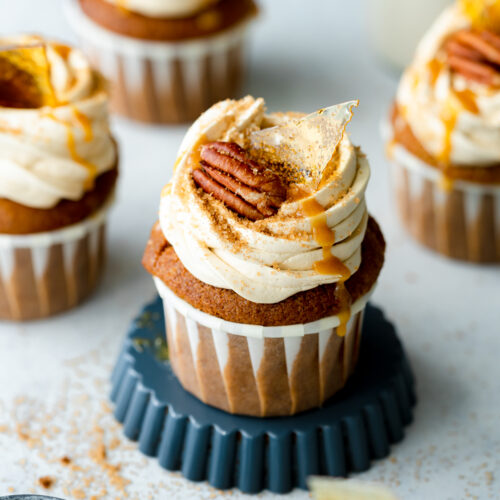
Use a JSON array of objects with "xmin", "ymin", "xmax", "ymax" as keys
[
  {"xmin": 65, "ymin": 0, "xmax": 258, "ymax": 124},
  {"xmin": 143, "ymin": 96, "xmax": 385, "ymax": 417},
  {"xmin": 0, "ymin": 36, "xmax": 118, "ymax": 320},
  {"xmin": 385, "ymin": 0, "xmax": 500, "ymax": 262}
]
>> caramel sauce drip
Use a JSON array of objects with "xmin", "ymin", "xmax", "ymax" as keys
[
  {"xmin": 314, "ymin": 247, "xmax": 351, "ymax": 278},
  {"xmin": 187, "ymin": 141, "xmax": 204, "ymax": 169},
  {"xmin": 454, "ymin": 88, "xmax": 479, "ymax": 114},
  {"xmin": 427, "ymin": 50, "xmax": 479, "ymax": 187},
  {"xmin": 165, "ymin": 135, "xmax": 209, "ymax": 200},
  {"xmin": 425, "ymin": 50, "xmax": 480, "ymax": 187},
  {"xmin": 428, "ymin": 58, "xmax": 443, "ymax": 86},
  {"xmin": 172, "ymin": 134, "xmax": 207, "ymax": 175},
  {"xmin": 72, "ymin": 106, "xmax": 93, "ymax": 142},
  {"xmin": 438, "ymin": 133, "xmax": 456, "ymax": 190},
  {"xmin": 46, "ymin": 110, "xmax": 97, "ymax": 190},
  {"xmin": 439, "ymin": 173, "xmax": 455, "ymax": 192},
  {"xmin": 53, "ymin": 44, "xmax": 71, "ymax": 60},
  {"xmin": 335, "ymin": 283, "xmax": 352, "ymax": 338},
  {"xmin": 436, "ymin": 88, "xmax": 479, "ymax": 189},
  {"xmin": 66, "ymin": 124, "xmax": 97, "ymax": 190},
  {"xmin": 301, "ymin": 197, "xmax": 352, "ymax": 337},
  {"xmin": 438, "ymin": 109, "xmax": 458, "ymax": 166},
  {"xmin": 115, "ymin": 0, "xmax": 132, "ymax": 15}
]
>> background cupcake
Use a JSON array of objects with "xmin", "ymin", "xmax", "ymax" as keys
[
  {"xmin": 0, "ymin": 35, "xmax": 118, "ymax": 320},
  {"xmin": 384, "ymin": 0, "xmax": 500, "ymax": 263},
  {"xmin": 65, "ymin": 0, "xmax": 258, "ymax": 124},
  {"xmin": 143, "ymin": 96, "xmax": 385, "ymax": 417}
]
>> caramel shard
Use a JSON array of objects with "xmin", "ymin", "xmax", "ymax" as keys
[
  {"xmin": 0, "ymin": 43, "xmax": 56, "ymax": 109},
  {"xmin": 249, "ymin": 100, "xmax": 359, "ymax": 188}
]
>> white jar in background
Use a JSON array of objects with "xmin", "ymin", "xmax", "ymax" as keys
[{"xmin": 366, "ymin": 0, "xmax": 453, "ymax": 70}]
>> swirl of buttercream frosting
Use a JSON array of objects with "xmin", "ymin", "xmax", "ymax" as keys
[
  {"xmin": 0, "ymin": 35, "xmax": 116, "ymax": 209},
  {"xmin": 159, "ymin": 96, "xmax": 370, "ymax": 304}
]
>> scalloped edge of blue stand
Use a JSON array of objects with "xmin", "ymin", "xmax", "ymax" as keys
[{"xmin": 110, "ymin": 296, "xmax": 416, "ymax": 494}]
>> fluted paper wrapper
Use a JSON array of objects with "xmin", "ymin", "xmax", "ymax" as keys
[
  {"xmin": 154, "ymin": 277, "xmax": 372, "ymax": 417},
  {"xmin": 383, "ymin": 121, "xmax": 500, "ymax": 263},
  {"xmin": 0, "ymin": 208, "xmax": 109, "ymax": 321},
  {"xmin": 66, "ymin": 0, "xmax": 252, "ymax": 124}
]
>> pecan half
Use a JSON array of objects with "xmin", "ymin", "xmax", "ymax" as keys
[
  {"xmin": 444, "ymin": 29, "xmax": 500, "ymax": 86},
  {"xmin": 192, "ymin": 141, "xmax": 286, "ymax": 221}
]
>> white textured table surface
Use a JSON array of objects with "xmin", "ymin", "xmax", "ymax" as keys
[{"xmin": 0, "ymin": 1, "xmax": 499, "ymax": 499}]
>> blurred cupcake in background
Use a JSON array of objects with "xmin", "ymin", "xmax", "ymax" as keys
[
  {"xmin": 384, "ymin": 0, "xmax": 500, "ymax": 263},
  {"xmin": 0, "ymin": 35, "xmax": 118, "ymax": 320},
  {"xmin": 65, "ymin": 0, "xmax": 258, "ymax": 124}
]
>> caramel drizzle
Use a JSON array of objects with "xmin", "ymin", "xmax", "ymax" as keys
[
  {"xmin": 438, "ymin": 88, "xmax": 479, "ymax": 188},
  {"xmin": 438, "ymin": 107, "xmax": 458, "ymax": 166},
  {"xmin": 428, "ymin": 58, "xmax": 444, "ymax": 86},
  {"xmin": 426, "ymin": 59, "xmax": 480, "ymax": 188},
  {"xmin": 45, "ymin": 108, "xmax": 97, "ymax": 189},
  {"xmin": 301, "ymin": 197, "xmax": 352, "ymax": 337},
  {"xmin": 72, "ymin": 106, "xmax": 93, "ymax": 142},
  {"xmin": 115, "ymin": 0, "xmax": 133, "ymax": 16},
  {"xmin": 162, "ymin": 135, "xmax": 209, "ymax": 203},
  {"xmin": 171, "ymin": 134, "xmax": 208, "ymax": 176},
  {"xmin": 455, "ymin": 88, "xmax": 480, "ymax": 114}
]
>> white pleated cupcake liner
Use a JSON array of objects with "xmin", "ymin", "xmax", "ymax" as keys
[
  {"xmin": 0, "ymin": 205, "xmax": 111, "ymax": 320},
  {"xmin": 382, "ymin": 119, "xmax": 500, "ymax": 262},
  {"xmin": 154, "ymin": 277, "xmax": 372, "ymax": 416},
  {"xmin": 65, "ymin": 0, "xmax": 254, "ymax": 124},
  {"xmin": 154, "ymin": 276, "xmax": 373, "ymax": 338}
]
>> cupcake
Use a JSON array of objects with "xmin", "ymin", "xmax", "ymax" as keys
[
  {"xmin": 143, "ymin": 96, "xmax": 385, "ymax": 417},
  {"xmin": 384, "ymin": 0, "xmax": 500, "ymax": 262},
  {"xmin": 0, "ymin": 36, "xmax": 118, "ymax": 320},
  {"xmin": 65, "ymin": 0, "xmax": 258, "ymax": 124}
]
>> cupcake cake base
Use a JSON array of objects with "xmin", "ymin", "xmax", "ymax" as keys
[
  {"xmin": 0, "ymin": 205, "xmax": 109, "ymax": 321},
  {"xmin": 110, "ymin": 296, "xmax": 416, "ymax": 494}
]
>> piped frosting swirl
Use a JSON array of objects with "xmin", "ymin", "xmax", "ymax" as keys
[
  {"xmin": 160, "ymin": 96, "xmax": 370, "ymax": 304},
  {"xmin": 0, "ymin": 35, "xmax": 116, "ymax": 209}
]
